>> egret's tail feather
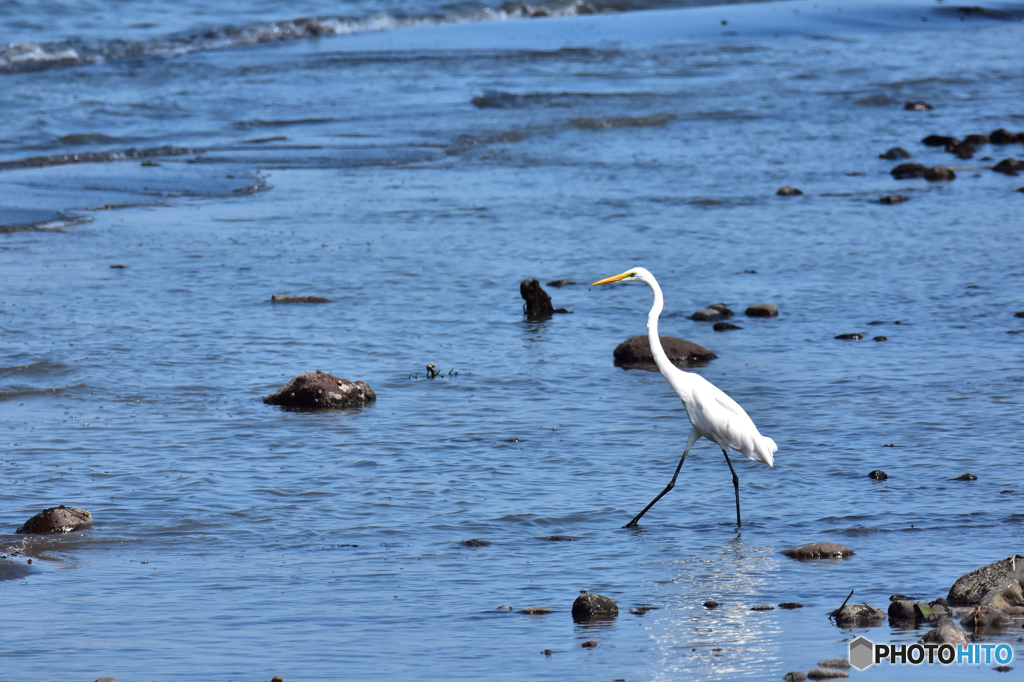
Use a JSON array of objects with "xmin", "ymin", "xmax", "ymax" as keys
[{"xmin": 751, "ymin": 436, "xmax": 777, "ymax": 467}]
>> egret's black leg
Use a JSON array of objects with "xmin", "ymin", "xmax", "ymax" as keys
[
  {"xmin": 623, "ymin": 451, "xmax": 688, "ymax": 528},
  {"xmin": 722, "ymin": 449, "xmax": 741, "ymax": 527}
]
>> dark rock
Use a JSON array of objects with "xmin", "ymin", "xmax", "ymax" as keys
[
  {"xmin": 777, "ymin": 186, "xmax": 803, "ymax": 196},
  {"xmin": 783, "ymin": 673, "xmax": 807, "ymax": 682},
  {"xmin": 497, "ymin": 605, "xmax": 513, "ymax": 611},
  {"xmin": 779, "ymin": 602, "xmax": 803, "ymax": 609},
  {"xmin": 920, "ymin": 620, "xmax": 969, "ymax": 645},
  {"xmin": 879, "ymin": 195, "xmax": 908, "ymax": 205},
  {"xmin": 783, "ymin": 542, "xmax": 854, "ymax": 560},
  {"xmin": 691, "ymin": 303, "xmax": 734, "ymax": 321},
  {"xmin": 17, "ymin": 505, "xmax": 93, "ymax": 534},
  {"xmin": 947, "ymin": 555, "xmax": 1024, "ymax": 606},
  {"xmin": 868, "ymin": 470, "xmax": 888, "ymax": 480},
  {"xmin": 807, "ymin": 667, "xmax": 849, "ymax": 679},
  {"xmin": 996, "ymin": 666, "xmax": 1013, "ymax": 673},
  {"xmin": 572, "ymin": 592, "xmax": 619, "ymax": 622},
  {"xmin": 535, "ymin": 535, "xmax": 575, "ymax": 541},
  {"xmin": 873, "ymin": 336, "xmax": 887, "ymax": 342},
  {"xmin": 891, "ymin": 163, "xmax": 926, "ymax": 179},
  {"xmin": 930, "ymin": 597, "xmax": 948, "ymax": 607},
  {"xmin": 1015, "ymin": 311, "xmax": 1024, "ymax": 317},
  {"xmin": 889, "ymin": 593, "xmax": 914, "ymax": 601},
  {"xmin": 460, "ymin": 539, "xmax": 490, "ymax": 547},
  {"xmin": 905, "ymin": 101, "xmax": 933, "ymax": 111},
  {"xmin": 922, "ymin": 134, "xmax": 957, "ymax": 147},
  {"xmin": 546, "ymin": 279, "xmax": 576, "ymax": 287},
  {"xmin": 613, "ymin": 335, "xmax": 716, "ymax": 368},
  {"xmin": 961, "ymin": 605, "xmax": 1012, "ymax": 631},
  {"xmin": 879, "ymin": 147, "xmax": 910, "ymax": 160},
  {"xmin": 951, "ymin": 472, "xmax": 977, "ymax": 481},
  {"xmin": 521, "ymin": 607, "xmax": 552, "ymax": 615},
  {"xmin": 920, "ymin": 602, "xmax": 950, "ymax": 622},
  {"xmin": 270, "ymin": 294, "xmax": 331, "ymax": 303},
  {"xmin": 818, "ymin": 659, "xmax": 851, "ymax": 670},
  {"xmin": 990, "ymin": 128, "xmax": 1020, "ymax": 144},
  {"xmin": 949, "ymin": 141, "xmax": 976, "ymax": 159},
  {"xmin": 96, "ymin": 678, "xmax": 117, "ymax": 682},
  {"xmin": 832, "ymin": 603, "xmax": 885, "ymax": 627},
  {"xmin": 263, "ymin": 371, "xmax": 375, "ymax": 409},
  {"xmin": 984, "ymin": 578, "xmax": 1024, "ymax": 611},
  {"xmin": 581, "ymin": 640, "xmax": 597, "ymax": 648},
  {"xmin": 924, "ymin": 166, "xmax": 955, "ymax": 181},
  {"xmin": 993, "ymin": 158, "xmax": 1023, "ymax": 176},
  {"xmin": 713, "ymin": 322, "xmax": 743, "ymax": 331},
  {"xmin": 520, "ymin": 279, "xmax": 569, "ymax": 319},
  {"xmin": 751, "ymin": 605, "xmax": 775, "ymax": 611},
  {"xmin": 629, "ymin": 606, "xmax": 654, "ymax": 616},
  {"xmin": 887, "ymin": 600, "xmax": 917, "ymax": 621},
  {"xmin": 745, "ymin": 303, "xmax": 778, "ymax": 318},
  {"xmin": 835, "ymin": 333, "xmax": 862, "ymax": 340},
  {"xmin": 704, "ymin": 600, "xmax": 719, "ymax": 609},
  {"xmin": 109, "ymin": 264, "xmax": 127, "ymax": 269},
  {"xmin": 963, "ymin": 134, "xmax": 989, "ymax": 145}
]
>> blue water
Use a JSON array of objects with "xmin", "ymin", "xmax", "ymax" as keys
[{"xmin": 2, "ymin": 0, "xmax": 1024, "ymax": 679}]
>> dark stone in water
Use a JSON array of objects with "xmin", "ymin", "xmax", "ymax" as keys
[
  {"xmin": 776, "ymin": 185, "xmax": 803, "ymax": 196},
  {"xmin": 581, "ymin": 640, "xmax": 597, "ymax": 648},
  {"xmin": 924, "ymin": 166, "xmax": 956, "ymax": 181},
  {"xmin": 832, "ymin": 603, "xmax": 885, "ymax": 627},
  {"xmin": 1016, "ymin": 312, "xmax": 1024, "ymax": 318},
  {"xmin": 922, "ymin": 134, "xmax": 957, "ymax": 147},
  {"xmin": 990, "ymin": 128, "xmax": 1021, "ymax": 145},
  {"xmin": 497, "ymin": 605, "xmax": 513, "ymax": 611},
  {"xmin": 963, "ymin": 133, "xmax": 989, "ymax": 145},
  {"xmin": 745, "ymin": 303, "xmax": 778, "ymax": 317},
  {"xmin": 879, "ymin": 195, "xmax": 908, "ymax": 205},
  {"xmin": 835, "ymin": 333, "xmax": 862, "ymax": 340},
  {"xmin": 949, "ymin": 141, "xmax": 976, "ymax": 159},
  {"xmin": 905, "ymin": 101, "xmax": 934, "ymax": 111},
  {"xmin": 535, "ymin": 535, "xmax": 575, "ymax": 541},
  {"xmin": 572, "ymin": 592, "xmax": 619, "ymax": 622},
  {"xmin": 713, "ymin": 322, "xmax": 743, "ymax": 331},
  {"xmin": 691, "ymin": 303, "xmax": 734, "ymax": 322},
  {"xmin": 751, "ymin": 605, "xmax": 774, "ymax": 611},
  {"xmin": 545, "ymin": 279, "xmax": 576, "ymax": 287},
  {"xmin": 270, "ymin": 294, "xmax": 331, "ymax": 303},
  {"xmin": 868, "ymin": 470, "xmax": 888, "ymax": 480},
  {"xmin": 613, "ymin": 335, "xmax": 716, "ymax": 368},
  {"xmin": 919, "ymin": 620, "xmax": 969, "ymax": 645},
  {"xmin": 873, "ymin": 336, "xmax": 887, "ymax": 342},
  {"xmin": 783, "ymin": 542, "xmax": 854, "ymax": 560},
  {"xmin": 109, "ymin": 264, "xmax": 128, "ymax": 269},
  {"xmin": 891, "ymin": 163, "xmax": 926, "ymax": 179},
  {"xmin": 993, "ymin": 158, "xmax": 1023, "ymax": 176},
  {"xmin": 888, "ymin": 600, "xmax": 918, "ymax": 622},
  {"xmin": 704, "ymin": 600, "xmax": 719, "ymax": 609},
  {"xmin": 17, "ymin": 505, "xmax": 93, "ymax": 534},
  {"xmin": 460, "ymin": 539, "xmax": 490, "ymax": 547},
  {"xmin": 807, "ymin": 668, "xmax": 849, "ymax": 679},
  {"xmin": 521, "ymin": 607, "xmax": 552, "ymax": 615},
  {"xmin": 947, "ymin": 554, "xmax": 1024, "ymax": 606},
  {"xmin": 879, "ymin": 147, "xmax": 910, "ymax": 160},
  {"xmin": 783, "ymin": 673, "xmax": 807, "ymax": 682},
  {"xmin": 961, "ymin": 605, "xmax": 1012, "ymax": 631},
  {"xmin": 818, "ymin": 659, "xmax": 851, "ymax": 670},
  {"xmin": 779, "ymin": 602, "xmax": 804, "ymax": 609},
  {"xmin": 263, "ymin": 371, "xmax": 375, "ymax": 409},
  {"xmin": 520, "ymin": 279, "xmax": 569, "ymax": 319},
  {"xmin": 951, "ymin": 472, "xmax": 977, "ymax": 481}
]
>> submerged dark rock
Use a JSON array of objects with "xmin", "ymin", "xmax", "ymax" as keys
[
  {"xmin": 270, "ymin": 294, "xmax": 332, "ymax": 303},
  {"xmin": 572, "ymin": 593, "xmax": 619, "ymax": 622},
  {"xmin": 922, "ymin": 134, "xmax": 957, "ymax": 147},
  {"xmin": 905, "ymin": 101, "xmax": 934, "ymax": 111},
  {"xmin": 703, "ymin": 600, "xmax": 719, "ymax": 609},
  {"xmin": 783, "ymin": 542, "xmax": 854, "ymax": 560},
  {"xmin": 924, "ymin": 166, "xmax": 956, "ymax": 181},
  {"xmin": 888, "ymin": 600, "xmax": 918, "ymax": 622},
  {"xmin": 963, "ymin": 133, "xmax": 989, "ymax": 145},
  {"xmin": 613, "ymin": 335, "xmax": 716, "ymax": 368},
  {"xmin": 832, "ymin": 603, "xmax": 885, "ymax": 627},
  {"xmin": 818, "ymin": 659, "xmax": 851, "ymax": 670},
  {"xmin": 990, "ymin": 128, "xmax": 1021, "ymax": 145},
  {"xmin": 691, "ymin": 303, "xmax": 734, "ymax": 321},
  {"xmin": 713, "ymin": 322, "xmax": 743, "ymax": 331},
  {"xmin": 17, "ymin": 505, "xmax": 93, "ymax": 534},
  {"xmin": 873, "ymin": 336, "xmax": 887, "ymax": 342},
  {"xmin": 961, "ymin": 605, "xmax": 1012, "ymax": 631},
  {"xmin": 783, "ymin": 673, "xmax": 807, "ymax": 682},
  {"xmin": 520, "ymin": 279, "xmax": 569, "ymax": 319},
  {"xmin": 891, "ymin": 163, "xmax": 926, "ymax": 179},
  {"xmin": 546, "ymin": 279, "xmax": 576, "ymax": 287},
  {"xmin": 879, "ymin": 195, "xmax": 909, "ymax": 205},
  {"xmin": 993, "ymin": 158, "xmax": 1023, "ymax": 176},
  {"xmin": 777, "ymin": 185, "xmax": 803, "ymax": 196},
  {"xmin": 951, "ymin": 472, "xmax": 977, "ymax": 481},
  {"xmin": 263, "ymin": 371, "xmax": 375, "ymax": 409},
  {"xmin": 868, "ymin": 470, "xmax": 888, "ymax": 480},
  {"xmin": 949, "ymin": 141, "xmax": 976, "ymax": 159},
  {"xmin": 879, "ymin": 147, "xmax": 910, "ymax": 160},
  {"xmin": 835, "ymin": 333, "xmax": 862, "ymax": 340},
  {"xmin": 920, "ymin": 620, "xmax": 969, "ymax": 645},
  {"xmin": 745, "ymin": 303, "xmax": 778, "ymax": 318},
  {"xmin": 460, "ymin": 539, "xmax": 490, "ymax": 547},
  {"xmin": 947, "ymin": 555, "xmax": 1024, "ymax": 606},
  {"xmin": 779, "ymin": 602, "xmax": 804, "ymax": 609}
]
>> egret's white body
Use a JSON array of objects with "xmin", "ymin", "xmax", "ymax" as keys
[{"xmin": 592, "ymin": 267, "xmax": 776, "ymax": 527}]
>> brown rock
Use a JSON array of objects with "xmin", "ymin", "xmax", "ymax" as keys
[
  {"xmin": 891, "ymin": 163, "xmax": 926, "ymax": 179},
  {"xmin": 520, "ymin": 279, "xmax": 569, "ymax": 319},
  {"xmin": 832, "ymin": 603, "xmax": 885, "ymax": 627},
  {"xmin": 581, "ymin": 640, "xmax": 597, "ymax": 648},
  {"xmin": 879, "ymin": 195, "xmax": 909, "ymax": 205},
  {"xmin": 783, "ymin": 672, "xmax": 807, "ymax": 682},
  {"xmin": 713, "ymin": 322, "xmax": 743, "ymax": 331},
  {"xmin": 990, "ymin": 128, "xmax": 1020, "ymax": 144},
  {"xmin": 263, "ymin": 371, "xmax": 375, "ymax": 409},
  {"xmin": 270, "ymin": 294, "xmax": 331, "ymax": 303},
  {"xmin": 572, "ymin": 592, "xmax": 619, "ymax": 622},
  {"xmin": 783, "ymin": 542, "xmax": 854, "ymax": 560},
  {"xmin": 777, "ymin": 186, "xmax": 803, "ymax": 196},
  {"xmin": 879, "ymin": 147, "xmax": 910, "ymax": 160},
  {"xmin": 835, "ymin": 333, "xmax": 862, "ymax": 340},
  {"xmin": 961, "ymin": 605, "xmax": 1012, "ymax": 631},
  {"xmin": 691, "ymin": 303, "xmax": 734, "ymax": 321},
  {"xmin": 17, "ymin": 505, "xmax": 93, "ymax": 534},
  {"xmin": 993, "ymin": 158, "xmax": 1023, "ymax": 176},
  {"xmin": 613, "ymin": 335, "xmax": 716, "ymax": 368},
  {"xmin": 745, "ymin": 303, "xmax": 778, "ymax": 317},
  {"xmin": 905, "ymin": 101, "xmax": 933, "ymax": 111},
  {"xmin": 924, "ymin": 166, "xmax": 955, "ymax": 181},
  {"xmin": 963, "ymin": 134, "xmax": 989, "ymax": 145},
  {"xmin": 922, "ymin": 134, "xmax": 957, "ymax": 147},
  {"xmin": 920, "ymin": 620, "xmax": 969, "ymax": 645},
  {"xmin": 521, "ymin": 607, "xmax": 552, "ymax": 615}
]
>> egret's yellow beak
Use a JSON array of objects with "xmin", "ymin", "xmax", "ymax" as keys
[{"xmin": 591, "ymin": 271, "xmax": 634, "ymax": 286}]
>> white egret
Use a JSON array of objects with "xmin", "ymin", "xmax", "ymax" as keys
[{"xmin": 592, "ymin": 267, "xmax": 777, "ymax": 528}]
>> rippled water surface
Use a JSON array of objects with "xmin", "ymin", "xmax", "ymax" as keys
[{"xmin": 2, "ymin": 0, "xmax": 1024, "ymax": 680}]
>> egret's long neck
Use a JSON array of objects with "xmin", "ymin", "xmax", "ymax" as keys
[{"xmin": 645, "ymin": 275, "xmax": 694, "ymax": 403}]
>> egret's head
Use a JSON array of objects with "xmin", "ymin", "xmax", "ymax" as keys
[{"xmin": 591, "ymin": 267, "xmax": 650, "ymax": 286}]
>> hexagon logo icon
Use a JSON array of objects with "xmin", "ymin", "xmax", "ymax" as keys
[{"xmin": 849, "ymin": 636, "xmax": 874, "ymax": 671}]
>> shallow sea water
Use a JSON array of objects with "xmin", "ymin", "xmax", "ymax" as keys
[{"xmin": 2, "ymin": 0, "xmax": 1024, "ymax": 680}]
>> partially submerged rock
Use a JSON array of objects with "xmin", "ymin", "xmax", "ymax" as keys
[
  {"xmin": 879, "ymin": 195, "xmax": 909, "ymax": 205},
  {"xmin": 888, "ymin": 600, "xmax": 918, "ymax": 622},
  {"xmin": 613, "ymin": 335, "xmax": 716, "ymax": 368},
  {"xmin": 818, "ymin": 659, "xmax": 850, "ymax": 670},
  {"xmin": 713, "ymin": 322, "xmax": 743, "ymax": 331},
  {"xmin": 17, "ymin": 505, "xmax": 92, "ymax": 534},
  {"xmin": 960, "ymin": 605, "xmax": 1012, "ymax": 631},
  {"xmin": 520, "ymin": 279, "xmax": 569, "ymax": 320},
  {"xmin": 745, "ymin": 303, "xmax": 778, "ymax": 318},
  {"xmin": 951, "ymin": 472, "xmax": 977, "ymax": 481},
  {"xmin": 690, "ymin": 303, "xmax": 734, "ymax": 321},
  {"xmin": 920, "ymin": 620, "xmax": 969, "ymax": 645},
  {"xmin": 868, "ymin": 470, "xmax": 888, "ymax": 480},
  {"xmin": 922, "ymin": 134, "xmax": 957, "ymax": 147},
  {"xmin": 891, "ymin": 163, "xmax": 926, "ymax": 179},
  {"xmin": 807, "ymin": 668, "xmax": 848, "ymax": 679},
  {"xmin": 521, "ymin": 607, "xmax": 552, "ymax": 615},
  {"xmin": 990, "ymin": 128, "xmax": 1021, "ymax": 144},
  {"xmin": 947, "ymin": 555, "xmax": 1024, "ymax": 606},
  {"xmin": 834, "ymin": 333, "xmax": 862, "ymax": 340},
  {"xmin": 270, "ymin": 294, "xmax": 332, "ymax": 303},
  {"xmin": 832, "ymin": 603, "xmax": 885, "ymax": 627},
  {"xmin": 924, "ymin": 166, "xmax": 956, "ymax": 181},
  {"xmin": 263, "ymin": 371, "xmax": 375, "ymax": 409},
  {"xmin": 783, "ymin": 543, "xmax": 854, "ymax": 560},
  {"xmin": 777, "ymin": 186, "xmax": 803, "ymax": 196},
  {"xmin": 572, "ymin": 593, "xmax": 618, "ymax": 621},
  {"xmin": 905, "ymin": 101, "xmax": 933, "ymax": 111},
  {"xmin": 993, "ymin": 158, "xmax": 1023, "ymax": 176},
  {"xmin": 783, "ymin": 672, "xmax": 807, "ymax": 682},
  {"xmin": 879, "ymin": 147, "xmax": 910, "ymax": 160}
]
